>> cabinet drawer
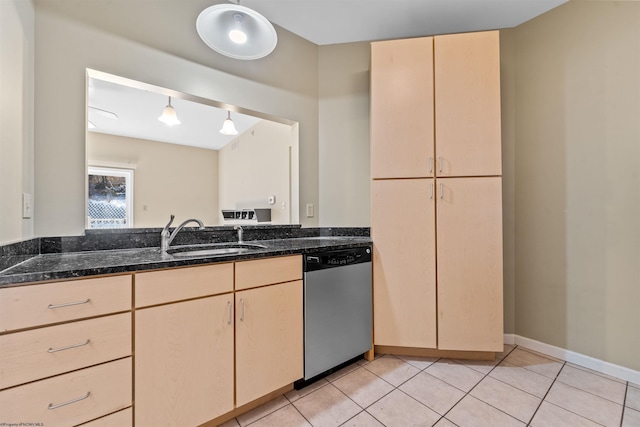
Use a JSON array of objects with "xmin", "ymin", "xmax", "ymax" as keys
[
  {"xmin": 235, "ymin": 255, "xmax": 302, "ymax": 290},
  {"xmin": 79, "ymin": 407, "xmax": 132, "ymax": 426},
  {"xmin": 0, "ymin": 357, "xmax": 132, "ymax": 427},
  {"xmin": 0, "ymin": 313, "xmax": 131, "ymax": 390},
  {"xmin": 135, "ymin": 263, "xmax": 233, "ymax": 308},
  {"xmin": 0, "ymin": 275, "xmax": 131, "ymax": 333}
]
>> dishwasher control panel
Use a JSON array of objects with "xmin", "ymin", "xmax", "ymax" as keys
[{"xmin": 304, "ymin": 246, "xmax": 372, "ymax": 272}]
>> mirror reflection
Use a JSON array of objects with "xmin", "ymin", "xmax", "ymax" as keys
[{"xmin": 85, "ymin": 69, "xmax": 299, "ymax": 229}]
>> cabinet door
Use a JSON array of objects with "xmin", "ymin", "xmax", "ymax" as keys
[
  {"xmin": 371, "ymin": 37, "xmax": 435, "ymax": 179},
  {"xmin": 235, "ymin": 280, "xmax": 303, "ymax": 407},
  {"xmin": 436, "ymin": 177, "xmax": 503, "ymax": 351},
  {"xmin": 435, "ymin": 31, "xmax": 501, "ymax": 177},
  {"xmin": 371, "ymin": 179, "xmax": 437, "ymax": 348},
  {"xmin": 135, "ymin": 295, "xmax": 234, "ymax": 427}
]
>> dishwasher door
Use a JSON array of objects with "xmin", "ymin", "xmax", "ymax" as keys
[{"xmin": 303, "ymin": 248, "xmax": 372, "ymax": 380}]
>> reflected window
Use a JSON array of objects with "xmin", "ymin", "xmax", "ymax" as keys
[{"xmin": 87, "ymin": 166, "xmax": 134, "ymax": 229}]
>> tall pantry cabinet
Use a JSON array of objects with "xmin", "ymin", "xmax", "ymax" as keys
[{"xmin": 371, "ymin": 31, "xmax": 503, "ymax": 354}]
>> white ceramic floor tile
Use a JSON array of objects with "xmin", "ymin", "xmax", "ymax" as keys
[
  {"xmin": 496, "ymin": 344, "xmax": 516, "ymax": 360},
  {"xmin": 447, "ymin": 395, "xmax": 525, "ymax": 427},
  {"xmin": 399, "ymin": 371, "xmax": 465, "ymax": 415},
  {"xmin": 367, "ymin": 389, "xmax": 441, "ymax": 427},
  {"xmin": 326, "ymin": 363, "xmax": 361, "ymax": 383},
  {"xmin": 237, "ymin": 395, "xmax": 289, "ymax": 426},
  {"xmin": 530, "ymin": 401, "xmax": 601, "ymax": 427},
  {"xmin": 219, "ymin": 418, "xmax": 241, "ymax": 427},
  {"xmin": 286, "ymin": 379, "xmax": 329, "ymax": 403},
  {"xmin": 340, "ymin": 411, "xmax": 385, "ymax": 427},
  {"xmin": 433, "ymin": 418, "xmax": 458, "ymax": 427},
  {"xmin": 503, "ymin": 348, "xmax": 563, "ymax": 379},
  {"xmin": 545, "ymin": 382, "xmax": 623, "ymax": 427},
  {"xmin": 622, "ymin": 407, "xmax": 640, "ymax": 427},
  {"xmin": 565, "ymin": 362, "xmax": 627, "ymax": 384},
  {"xmin": 626, "ymin": 383, "xmax": 640, "ymax": 411},
  {"xmin": 470, "ymin": 376, "xmax": 541, "ymax": 423},
  {"xmin": 489, "ymin": 361, "xmax": 554, "ymax": 398},
  {"xmin": 556, "ymin": 364, "xmax": 626, "ymax": 404},
  {"xmin": 332, "ymin": 367, "xmax": 394, "ymax": 408},
  {"xmin": 293, "ymin": 383, "xmax": 361, "ymax": 427},
  {"xmin": 396, "ymin": 354, "xmax": 439, "ymax": 370},
  {"xmin": 364, "ymin": 355, "xmax": 421, "ymax": 386},
  {"xmin": 425, "ymin": 359, "xmax": 484, "ymax": 392},
  {"xmin": 452, "ymin": 357, "xmax": 500, "ymax": 375},
  {"xmin": 248, "ymin": 404, "xmax": 311, "ymax": 427}
]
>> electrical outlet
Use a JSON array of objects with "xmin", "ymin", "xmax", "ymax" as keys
[
  {"xmin": 22, "ymin": 193, "xmax": 33, "ymax": 219},
  {"xmin": 306, "ymin": 203, "xmax": 314, "ymax": 218},
  {"xmin": 268, "ymin": 195, "xmax": 276, "ymax": 205}
]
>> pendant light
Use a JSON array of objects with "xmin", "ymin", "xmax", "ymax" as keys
[
  {"xmin": 158, "ymin": 96, "xmax": 181, "ymax": 126},
  {"xmin": 196, "ymin": 3, "xmax": 277, "ymax": 60},
  {"xmin": 220, "ymin": 111, "xmax": 239, "ymax": 135}
]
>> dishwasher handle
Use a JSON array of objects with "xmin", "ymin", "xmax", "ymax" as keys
[{"xmin": 304, "ymin": 247, "xmax": 372, "ymax": 272}]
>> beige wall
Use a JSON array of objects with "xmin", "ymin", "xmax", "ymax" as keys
[
  {"xmin": 318, "ymin": 42, "xmax": 371, "ymax": 227},
  {"xmin": 512, "ymin": 1, "xmax": 640, "ymax": 370},
  {"xmin": 0, "ymin": 0, "xmax": 34, "ymax": 244},
  {"xmin": 33, "ymin": 1, "xmax": 318, "ymax": 237},
  {"xmin": 87, "ymin": 133, "xmax": 218, "ymax": 228},
  {"xmin": 218, "ymin": 120, "xmax": 291, "ymax": 224}
]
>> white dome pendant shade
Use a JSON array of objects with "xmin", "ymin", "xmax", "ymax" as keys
[
  {"xmin": 220, "ymin": 111, "xmax": 239, "ymax": 135},
  {"xmin": 158, "ymin": 96, "xmax": 181, "ymax": 126},
  {"xmin": 196, "ymin": 4, "xmax": 278, "ymax": 60}
]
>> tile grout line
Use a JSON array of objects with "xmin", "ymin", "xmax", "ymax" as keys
[
  {"xmin": 526, "ymin": 361, "xmax": 565, "ymax": 426},
  {"xmin": 619, "ymin": 382, "xmax": 629, "ymax": 427}
]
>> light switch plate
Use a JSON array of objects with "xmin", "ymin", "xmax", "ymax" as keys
[
  {"xmin": 268, "ymin": 195, "xmax": 276, "ymax": 205},
  {"xmin": 306, "ymin": 203, "xmax": 314, "ymax": 218},
  {"xmin": 22, "ymin": 193, "xmax": 33, "ymax": 219}
]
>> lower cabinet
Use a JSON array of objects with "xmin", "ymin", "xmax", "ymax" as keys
[
  {"xmin": 235, "ymin": 280, "xmax": 304, "ymax": 407},
  {"xmin": 134, "ymin": 294, "xmax": 235, "ymax": 427}
]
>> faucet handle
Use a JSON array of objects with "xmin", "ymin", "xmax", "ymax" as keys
[{"xmin": 162, "ymin": 214, "xmax": 175, "ymax": 235}]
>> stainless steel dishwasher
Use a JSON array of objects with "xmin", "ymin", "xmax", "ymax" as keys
[{"xmin": 300, "ymin": 246, "xmax": 373, "ymax": 384}]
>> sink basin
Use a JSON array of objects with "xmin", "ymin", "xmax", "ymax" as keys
[{"xmin": 166, "ymin": 243, "xmax": 267, "ymax": 258}]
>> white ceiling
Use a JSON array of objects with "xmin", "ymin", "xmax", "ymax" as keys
[
  {"xmin": 87, "ymin": 0, "xmax": 568, "ymax": 148},
  {"xmin": 242, "ymin": 0, "xmax": 568, "ymax": 45}
]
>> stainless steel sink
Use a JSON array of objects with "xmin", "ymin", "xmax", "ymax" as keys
[{"xmin": 166, "ymin": 243, "xmax": 267, "ymax": 258}]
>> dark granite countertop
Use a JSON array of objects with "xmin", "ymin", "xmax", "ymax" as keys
[{"xmin": 0, "ymin": 236, "xmax": 372, "ymax": 287}]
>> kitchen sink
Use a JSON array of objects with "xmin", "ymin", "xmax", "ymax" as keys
[{"xmin": 166, "ymin": 243, "xmax": 268, "ymax": 258}]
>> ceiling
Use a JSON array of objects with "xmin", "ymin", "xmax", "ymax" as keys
[
  {"xmin": 242, "ymin": 0, "xmax": 568, "ymax": 45},
  {"xmin": 87, "ymin": 0, "xmax": 568, "ymax": 149}
]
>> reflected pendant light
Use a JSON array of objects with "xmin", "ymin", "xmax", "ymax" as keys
[
  {"xmin": 220, "ymin": 111, "xmax": 239, "ymax": 135},
  {"xmin": 196, "ymin": 3, "xmax": 277, "ymax": 60},
  {"xmin": 158, "ymin": 96, "xmax": 181, "ymax": 126}
]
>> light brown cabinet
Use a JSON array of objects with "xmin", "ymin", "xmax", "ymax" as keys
[
  {"xmin": 0, "ymin": 275, "xmax": 133, "ymax": 426},
  {"xmin": 235, "ymin": 280, "xmax": 303, "ymax": 406},
  {"xmin": 371, "ymin": 31, "xmax": 503, "ymax": 355},
  {"xmin": 135, "ymin": 294, "xmax": 235, "ymax": 427}
]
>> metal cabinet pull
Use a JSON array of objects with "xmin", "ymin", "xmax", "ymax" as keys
[
  {"xmin": 429, "ymin": 183, "xmax": 434, "ymax": 200},
  {"xmin": 227, "ymin": 301, "xmax": 232, "ymax": 325},
  {"xmin": 48, "ymin": 299, "xmax": 90, "ymax": 309},
  {"xmin": 48, "ymin": 392, "xmax": 90, "ymax": 410},
  {"xmin": 48, "ymin": 339, "xmax": 90, "ymax": 353},
  {"xmin": 439, "ymin": 183, "xmax": 444, "ymax": 199},
  {"xmin": 240, "ymin": 299, "xmax": 245, "ymax": 321},
  {"xmin": 429, "ymin": 157, "xmax": 434, "ymax": 174},
  {"xmin": 438, "ymin": 157, "xmax": 444, "ymax": 173}
]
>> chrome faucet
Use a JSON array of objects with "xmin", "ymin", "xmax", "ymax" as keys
[
  {"xmin": 233, "ymin": 225, "xmax": 244, "ymax": 243},
  {"xmin": 161, "ymin": 214, "xmax": 205, "ymax": 252}
]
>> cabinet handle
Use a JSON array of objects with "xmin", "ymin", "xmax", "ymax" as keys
[
  {"xmin": 438, "ymin": 157, "xmax": 444, "ymax": 173},
  {"xmin": 240, "ymin": 298, "xmax": 245, "ymax": 321},
  {"xmin": 227, "ymin": 301, "xmax": 232, "ymax": 325},
  {"xmin": 429, "ymin": 157, "xmax": 434, "ymax": 174},
  {"xmin": 48, "ymin": 392, "xmax": 91, "ymax": 410},
  {"xmin": 47, "ymin": 339, "xmax": 90, "ymax": 353},
  {"xmin": 439, "ymin": 183, "xmax": 444, "ymax": 199},
  {"xmin": 48, "ymin": 299, "xmax": 90, "ymax": 309},
  {"xmin": 429, "ymin": 183, "xmax": 434, "ymax": 200}
]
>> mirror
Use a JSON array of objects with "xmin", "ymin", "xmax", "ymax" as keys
[{"xmin": 85, "ymin": 69, "xmax": 299, "ymax": 229}]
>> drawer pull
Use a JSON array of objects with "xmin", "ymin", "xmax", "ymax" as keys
[
  {"xmin": 48, "ymin": 391, "xmax": 91, "ymax": 410},
  {"xmin": 47, "ymin": 339, "xmax": 91, "ymax": 353},
  {"xmin": 48, "ymin": 298, "xmax": 91, "ymax": 309}
]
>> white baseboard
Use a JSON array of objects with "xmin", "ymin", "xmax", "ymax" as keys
[{"xmin": 504, "ymin": 334, "xmax": 640, "ymax": 385}]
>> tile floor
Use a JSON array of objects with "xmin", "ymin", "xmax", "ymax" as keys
[{"xmin": 220, "ymin": 345, "xmax": 640, "ymax": 427}]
